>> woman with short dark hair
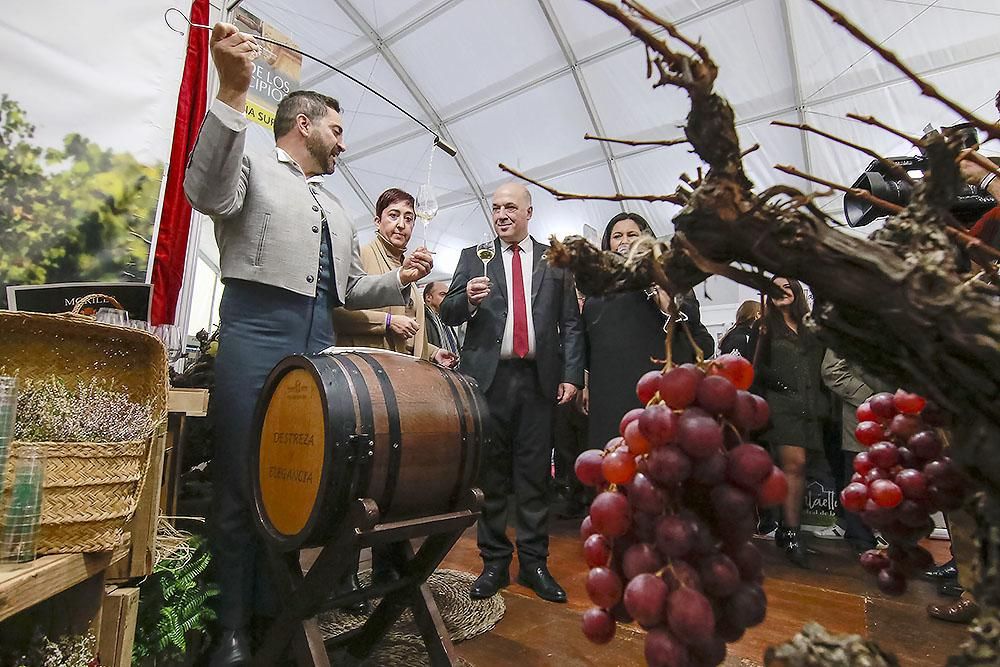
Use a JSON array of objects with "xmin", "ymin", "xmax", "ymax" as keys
[{"xmin": 582, "ymin": 213, "xmax": 715, "ymax": 452}]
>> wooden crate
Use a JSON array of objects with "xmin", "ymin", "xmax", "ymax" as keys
[{"xmin": 99, "ymin": 586, "xmax": 140, "ymax": 667}]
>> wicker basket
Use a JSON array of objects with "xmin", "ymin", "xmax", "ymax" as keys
[{"xmin": 0, "ymin": 301, "xmax": 167, "ymax": 553}]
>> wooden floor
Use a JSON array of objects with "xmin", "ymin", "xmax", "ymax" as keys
[{"xmin": 438, "ymin": 515, "xmax": 968, "ymax": 667}]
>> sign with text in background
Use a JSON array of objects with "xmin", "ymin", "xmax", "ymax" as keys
[{"xmin": 234, "ymin": 7, "xmax": 302, "ymax": 131}]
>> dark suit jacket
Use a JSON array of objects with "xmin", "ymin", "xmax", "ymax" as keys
[{"xmin": 440, "ymin": 237, "xmax": 585, "ymax": 397}]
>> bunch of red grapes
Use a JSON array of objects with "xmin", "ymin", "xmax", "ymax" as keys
[
  {"xmin": 575, "ymin": 355, "xmax": 786, "ymax": 666},
  {"xmin": 840, "ymin": 389, "xmax": 965, "ymax": 595}
]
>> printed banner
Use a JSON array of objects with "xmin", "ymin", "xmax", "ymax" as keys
[{"xmin": 234, "ymin": 7, "xmax": 302, "ymax": 131}]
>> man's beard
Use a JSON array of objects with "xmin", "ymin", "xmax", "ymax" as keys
[{"xmin": 306, "ymin": 133, "xmax": 336, "ymax": 175}]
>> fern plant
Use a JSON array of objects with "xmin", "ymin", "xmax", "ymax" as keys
[{"xmin": 133, "ymin": 535, "xmax": 218, "ymax": 665}]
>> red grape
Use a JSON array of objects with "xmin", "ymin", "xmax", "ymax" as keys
[
  {"xmin": 727, "ymin": 541, "xmax": 764, "ymax": 583},
  {"xmin": 644, "ymin": 627, "xmax": 691, "ymax": 667},
  {"xmin": 756, "ymin": 466, "xmax": 788, "ymax": 507},
  {"xmin": 661, "ymin": 560, "xmax": 702, "ymax": 592},
  {"xmin": 868, "ymin": 441, "xmax": 899, "ymax": 470},
  {"xmin": 623, "ymin": 573, "xmax": 669, "ymax": 628},
  {"xmin": 604, "ymin": 436, "xmax": 625, "ymax": 452},
  {"xmin": 580, "ymin": 515, "xmax": 595, "ymax": 540},
  {"xmin": 602, "ymin": 446, "xmax": 638, "ymax": 485},
  {"xmin": 691, "ymin": 637, "xmax": 727, "ymax": 665},
  {"xmin": 699, "ymin": 553, "xmax": 741, "ymax": 598},
  {"xmin": 677, "ymin": 409, "xmax": 723, "ymax": 458},
  {"xmin": 869, "ymin": 479, "xmax": 903, "ymax": 508},
  {"xmin": 908, "ymin": 431, "xmax": 942, "ymax": 460},
  {"xmin": 856, "ymin": 401, "xmax": 876, "ymax": 423},
  {"xmin": 691, "ymin": 452, "xmax": 727, "ymax": 485},
  {"xmin": 710, "ymin": 484, "xmax": 754, "ymax": 518},
  {"xmin": 623, "ymin": 420, "xmax": 652, "ymax": 456},
  {"xmin": 696, "ymin": 375, "xmax": 737, "ymax": 414},
  {"xmin": 864, "ymin": 467, "xmax": 888, "ymax": 483},
  {"xmin": 646, "ymin": 445, "xmax": 691, "ymax": 486},
  {"xmin": 710, "ymin": 354, "xmax": 754, "ymax": 390},
  {"xmin": 586, "ymin": 566, "xmax": 623, "ymax": 608},
  {"xmin": 619, "ymin": 408, "xmax": 644, "ymax": 436},
  {"xmin": 655, "ymin": 514, "xmax": 694, "ymax": 559},
  {"xmin": 840, "ymin": 482, "xmax": 868, "ymax": 512},
  {"xmin": 749, "ymin": 395, "xmax": 771, "ymax": 432},
  {"xmin": 583, "ymin": 534, "xmax": 611, "ymax": 568},
  {"xmin": 659, "ymin": 366, "xmax": 701, "ymax": 409},
  {"xmin": 726, "ymin": 583, "xmax": 767, "ymax": 628},
  {"xmin": 726, "ymin": 443, "xmax": 773, "ymax": 490},
  {"xmin": 893, "ymin": 389, "xmax": 926, "ymax": 415},
  {"xmin": 666, "ymin": 587, "xmax": 716, "ymax": 646},
  {"xmin": 582, "ymin": 607, "xmax": 616, "ymax": 644},
  {"xmin": 728, "ymin": 390, "xmax": 756, "ymax": 431},
  {"xmin": 859, "ymin": 549, "xmax": 889, "ymax": 574},
  {"xmin": 638, "ymin": 403, "xmax": 678, "ymax": 448},
  {"xmin": 924, "ymin": 458, "xmax": 962, "ymax": 489},
  {"xmin": 855, "ymin": 421, "xmax": 885, "ymax": 446},
  {"xmin": 853, "ymin": 451, "xmax": 875, "ymax": 475},
  {"xmin": 876, "ymin": 567, "xmax": 906, "ymax": 595},
  {"xmin": 637, "ymin": 370, "xmax": 662, "ymax": 404},
  {"xmin": 590, "ymin": 491, "xmax": 631, "ymax": 537},
  {"xmin": 628, "ymin": 473, "xmax": 665, "ymax": 515},
  {"xmin": 869, "ymin": 392, "xmax": 897, "ymax": 420},
  {"xmin": 889, "ymin": 413, "xmax": 922, "ymax": 440},
  {"xmin": 622, "ymin": 542, "xmax": 663, "ymax": 580},
  {"xmin": 574, "ymin": 449, "xmax": 605, "ymax": 487},
  {"xmin": 895, "ymin": 468, "xmax": 928, "ymax": 500}
]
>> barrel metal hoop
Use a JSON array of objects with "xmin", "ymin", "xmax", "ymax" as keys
[
  {"xmin": 353, "ymin": 352, "xmax": 403, "ymax": 516},
  {"xmin": 452, "ymin": 371, "xmax": 486, "ymax": 495},
  {"xmin": 435, "ymin": 367, "xmax": 471, "ymax": 507},
  {"xmin": 334, "ymin": 354, "xmax": 377, "ymax": 502}
]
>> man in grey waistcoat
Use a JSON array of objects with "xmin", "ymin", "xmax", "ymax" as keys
[{"xmin": 184, "ymin": 23, "xmax": 433, "ymax": 665}]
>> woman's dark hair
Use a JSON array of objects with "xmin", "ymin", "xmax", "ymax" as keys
[
  {"xmin": 601, "ymin": 212, "xmax": 653, "ymax": 251},
  {"xmin": 762, "ymin": 277, "xmax": 809, "ymax": 336},
  {"xmin": 375, "ymin": 188, "xmax": 415, "ymax": 218}
]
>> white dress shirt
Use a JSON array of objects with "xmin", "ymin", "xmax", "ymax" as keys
[{"xmin": 499, "ymin": 238, "xmax": 536, "ymax": 359}]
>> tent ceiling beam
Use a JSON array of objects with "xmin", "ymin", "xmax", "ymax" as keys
[
  {"xmin": 300, "ymin": 0, "xmax": 466, "ymax": 89},
  {"xmin": 537, "ymin": 0, "xmax": 626, "ymax": 214}
]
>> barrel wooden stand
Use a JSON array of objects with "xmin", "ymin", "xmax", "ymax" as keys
[{"xmin": 253, "ymin": 488, "xmax": 483, "ymax": 667}]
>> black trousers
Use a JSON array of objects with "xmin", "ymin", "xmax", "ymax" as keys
[
  {"xmin": 552, "ymin": 402, "xmax": 589, "ymax": 504},
  {"xmin": 478, "ymin": 360, "xmax": 553, "ymax": 567}
]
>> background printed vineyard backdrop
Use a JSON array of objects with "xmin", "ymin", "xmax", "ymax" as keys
[{"xmin": 0, "ymin": 1, "xmax": 188, "ymax": 309}]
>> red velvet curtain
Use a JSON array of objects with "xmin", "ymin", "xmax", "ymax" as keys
[{"xmin": 150, "ymin": 0, "xmax": 210, "ymax": 325}]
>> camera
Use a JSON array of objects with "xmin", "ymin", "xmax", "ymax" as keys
[{"xmin": 843, "ymin": 122, "xmax": 998, "ymax": 228}]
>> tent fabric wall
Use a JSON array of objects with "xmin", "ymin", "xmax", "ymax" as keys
[{"xmin": 183, "ymin": 0, "xmax": 1000, "ymax": 333}]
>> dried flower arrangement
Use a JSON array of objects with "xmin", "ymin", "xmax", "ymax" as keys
[{"xmin": 13, "ymin": 377, "xmax": 156, "ymax": 443}]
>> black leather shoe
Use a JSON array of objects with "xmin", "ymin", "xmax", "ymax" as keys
[
  {"xmin": 780, "ymin": 529, "xmax": 810, "ymax": 569},
  {"xmin": 923, "ymin": 558, "xmax": 958, "ymax": 581},
  {"xmin": 517, "ymin": 564, "xmax": 567, "ymax": 603},
  {"xmin": 470, "ymin": 563, "xmax": 510, "ymax": 600},
  {"xmin": 938, "ymin": 581, "xmax": 964, "ymax": 598},
  {"xmin": 209, "ymin": 628, "xmax": 252, "ymax": 667}
]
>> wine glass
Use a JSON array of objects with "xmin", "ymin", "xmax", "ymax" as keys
[
  {"xmin": 95, "ymin": 308, "xmax": 129, "ymax": 327},
  {"xmin": 476, "ymin": 233, "xmax": 496, "ymax": 277},
  {"xmin": 415, "ymin": 183, "xmax": 438, "ymax": 248},
  {"xmin": 154, "ymin": 324, "xmax": 186, "ymax": 366}
]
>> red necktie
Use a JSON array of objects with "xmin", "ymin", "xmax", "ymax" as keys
[{"xmin": 511, "ymin": 244, "xmax": 529, "ymax": 358}]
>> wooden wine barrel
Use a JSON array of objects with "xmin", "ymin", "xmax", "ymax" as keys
[{"xmin": 251, "ymin": 348, "xmax": 486, "ymax": 551}]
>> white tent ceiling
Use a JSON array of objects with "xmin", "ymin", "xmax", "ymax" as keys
[{"xmin": 218, "ymin": 0, "xmax": 1000, "ymax": 291}]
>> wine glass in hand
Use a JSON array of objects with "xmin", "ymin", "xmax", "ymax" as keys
[
  {"xmin": 476, "ymin": 234, "xmax": 496, "ymax": 277},
  {"xmin": 415, "ymin": 183, "xmax": 438, "ymax": 248}
]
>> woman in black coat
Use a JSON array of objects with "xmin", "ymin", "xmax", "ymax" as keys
[
  {"xmin": 582, "ymin": 213, "xmax": 715, "ymax": 452},
  {"xmin": 718, "ymin": 300, "xmax": 760, "ymax": 358},
  {"xmin": 753, "ymin": 277, "xmax": 829, "ymax": 567}
]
